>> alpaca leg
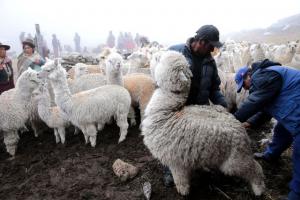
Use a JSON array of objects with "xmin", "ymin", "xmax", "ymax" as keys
[
  {"xmin": 169, "ymin": 166, "xmax": 191, "ymax": 196},
  {"xmin": 139, "ymin": 109, "xmax": 146, "ymax": 130},
  {"xmin": 97, "ymin": 123, "xmax": 104, "ymax": 131},
  {"xmin": 220, "ymin": 154, "xmax": 265, "ymax": 196},
  {"xmin": 116, "ymin": 113, "xmax": 129, "ymax": 143},
  {"xmin": 86, "ymin": 124, "xmax": 98, "ymax": 147},
  {"xmin": 58, "ymin": 128, "xmax": 66, "ymax": 144},
  {"xmin": 3, "ymin": 131, "xmax": 20, "ymax": 156},
  {"xmin": 54, "ymin": 128, "xmax": 60, "ymax": 144},
  {"xmin": 31, "ymin": 120, "xmax": 42, "ymax": 137},
  {"xmin": 80, "ymin": 126, "xmax": 89, "ymax": 144},
  {"xmin": 128, "ymin": 106, "xmax": 137, "ymax": 126}
]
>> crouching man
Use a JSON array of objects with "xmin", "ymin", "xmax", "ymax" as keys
[{"xmin": 234, "ymin": 59, "xmax": 300, "ymax": 200}]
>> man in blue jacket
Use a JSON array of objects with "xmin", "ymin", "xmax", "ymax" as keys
[
  {"xmin": 234, "ymin": 59, "xmax": 300, "ymax": 200},
  {"xmin": 163, "ymin": 25, "xmax": 227, "ymax": 187}
]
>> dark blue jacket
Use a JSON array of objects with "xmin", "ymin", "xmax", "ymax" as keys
[
  {"xmin": 169, "ymin": 39, "xmax": 227, "ymax": 107},
  {"xmin": 235, "ymin": 59, "xmax": 300, "ymax": 135}
]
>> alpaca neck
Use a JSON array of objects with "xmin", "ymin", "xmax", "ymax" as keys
[
  {"xmin": 37, "ymin": 91, "xmax": 52, "ymax": 124},
  {"xmin": 50, "ymin": 70, "xmax": 73, "ymax": 115},
  {"xmin": 147, "ymin": 89, "xmax": 187, "ymax": 116},
  {"xmin": 15, "ymin": 84, "xmax": 35, "ymax": 105},
  {"xmin": 106, "ymin": 71, "xmax": 124, "ymax": 86}
]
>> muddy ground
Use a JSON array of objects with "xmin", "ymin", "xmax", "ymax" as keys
[{"xmin": 0, "ymin": 121, "xmax": 292, "ymax": 200}]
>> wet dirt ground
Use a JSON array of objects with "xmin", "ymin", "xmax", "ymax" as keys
[{"xmin": 0, "ymin": 122, "xmax": 292, "ymax": 200}]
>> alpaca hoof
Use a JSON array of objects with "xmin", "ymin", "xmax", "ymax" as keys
[
  {"xmin": 130, "ymin": 119, "xmax": 137, "ymax": 127},
  {"xmin": 84, "ymin": 135, "xmax": 89, "ymax": 144},
  {"xmin": 176, "ymin": 184, "xmax": 190, "ymax": 196},
  {"xmin": 252, "ymin": 183, "xmax": 265, "ymax": 196},
  {"xmin": 55, "ymin": 138, "xmax": 60, "ymax": 144},
  {"xmin": 7, "ymin": 147, "xmax": 16, "ymax": 157},
  {"xmin": 89, "ymin": 136, "xmax": 96, "ymax": 147},
  {"xmin": 7, "ymin": 155, "xmax": 16, "ymax": 161},
  {"xmin": 118, "ymin": 136, "xmax": 126, "ymax": 144}
]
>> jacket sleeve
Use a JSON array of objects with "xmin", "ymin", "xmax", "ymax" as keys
[
  {"xmin": 234, "ymin": 70, "xmax": 282, "ymax": 122},
  {"xmin": 247, "ymin": 111, "xmax": 272, "ymax": 128},
  {"xmin": 209, "ymin": 67, "xmax": 227, "ymax": 108}
]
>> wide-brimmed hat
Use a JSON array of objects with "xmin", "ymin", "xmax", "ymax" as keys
[
  {"xmin": 22, "ymin": 38, "xmax": 35, "ymax": 48},
  {"xmin": 196, "ymin": 25, "xmax": 223, "ymax": 48},
  {"xmin": 0, "ymin": 42, "xmax": 10, "ymax": 50}
]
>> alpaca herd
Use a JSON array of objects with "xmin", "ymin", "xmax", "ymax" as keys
[{"xmin": 5, "ymin": 45, "xmax": 296, "ymax": 197}]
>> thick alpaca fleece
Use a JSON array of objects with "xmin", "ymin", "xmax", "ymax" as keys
[
  {"xmin": 218, "ymin": 69, "xmax": 248, "ymax": 112},
  {"xmin": 68, "ymin": 73, "xmax": 107, "ymax": 94},
  {"xmin": 123, "ymin": 73, "xmax": 155, "ymax": 122},
  {"xmin": 0, "ymin": 69, "xmax": 40, "ymax": 156},
  {"xmin": 142, "ymin": 51, "xmax": 265, "ymax": 196},
  {"xmin": 39, "ymin": 59, "xmax": 131, "ymax": 147},
  {"xmin": 67, "ymin": 64, "xmax": 103, "ymax": 79},
  {"xmin": 33, "ymin": 83, "xmax": 70, "ymax": 144}
]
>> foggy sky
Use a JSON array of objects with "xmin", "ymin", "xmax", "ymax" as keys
[{"xmin": 1, "ymin": 0, "xmax": 300, "ymax": 53}]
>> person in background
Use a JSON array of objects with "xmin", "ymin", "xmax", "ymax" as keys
[
  {"xmin": 0, "ymin": 42, "xmax": 14, "ymax": 94},
  {"xmin": 17, "ymin": 38, "xmax": 45, "ymax": 77},
  {"xmin": 234, "ymin": 60, "xmax": 300, "ymax": 200}
]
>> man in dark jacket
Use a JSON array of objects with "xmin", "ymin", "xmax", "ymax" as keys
[
  {"xmin": 163, "ymin": 25, "xmax": 227, "ymax": 187},
  {"xmin": 234, "ymin": 59, "xmax": 300, "ymax": 200}
]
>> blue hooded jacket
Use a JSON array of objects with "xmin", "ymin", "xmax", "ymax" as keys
[{"xmin": 234, "ymin": 59, "xmax": 300, "ymax": 135}]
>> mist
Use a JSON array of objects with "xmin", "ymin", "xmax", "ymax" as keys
[{"xmin": 1, "ymin": 0, "xmax": 300, "ymax": 53}]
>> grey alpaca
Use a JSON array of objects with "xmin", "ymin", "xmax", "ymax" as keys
[{"xmin": 141, "ymin": 51, "xmax": 265, "ymax": 196}]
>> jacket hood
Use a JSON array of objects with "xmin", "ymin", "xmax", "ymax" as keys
[{"xmin": 251, "ymin": 59, "xmax": 282, "ymax": 73}]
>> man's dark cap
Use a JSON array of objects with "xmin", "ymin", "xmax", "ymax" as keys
[{"xmin": 196, "ymin": 25, "xmax": 223, "ymax": 48}]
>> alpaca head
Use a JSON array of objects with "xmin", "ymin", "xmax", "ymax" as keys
[
  {"xmin": 32, "ymin": 81, "xmax": 48, "ymax": 101},
  {"xmin": 127, "ymin": 51, "xmax": 150, "ymax": 67},
  {"xmin": 16, "ymin": 68, "xmax": 41, "ymax": 91},
  {"xmin": 39, "ymin": 58, "xmax": 67, "ymax": 81},
  {"xmin": 74, "ymin": 63, "xmax": 88, "ymax": 78},
  {"xmin": 105, "ymin": 52, "xmax": 123, "ymax": 75},
  {"xmin": 155, "ymin": 51, "xmax": 192, "ymax": 93}
]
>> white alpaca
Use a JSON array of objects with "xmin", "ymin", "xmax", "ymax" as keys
[
  {"xmin": 0, "ymin": 69, "xmax": 41, "ymax": 156},
  {"xmin": 106, "ymin": 53, "xmax": 155, "ymax": 126},
  {"xmin": 126, "ymin": 51, "xmax": 150, "ymax": 74},
  {"xmin": 38, "ymin": 59, "xmax": 131, "ymax": 147},
  {"xmin": 218, "ymin": 69, "xmax": 248, "ymax": 112},
  {"xmin": 142, "ymin": 51, "xmax": 265, "ymax": 196},
  {"xmin": 32, "ymin": 83, "xmax": 70, "ymax": 144}
]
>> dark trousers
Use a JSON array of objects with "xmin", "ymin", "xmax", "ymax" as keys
[{"xmin": 264, "ymin": 123, "xmax": 300, "ymax": 194}]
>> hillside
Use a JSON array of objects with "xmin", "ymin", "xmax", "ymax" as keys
[{"xmin": 224, "ymin": 13, "xmax": 300, "ymax": 43}]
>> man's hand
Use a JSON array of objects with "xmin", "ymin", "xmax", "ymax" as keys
[{"xmin": 242, "ymin": 122, "xmax": 251, "ymax": 129}]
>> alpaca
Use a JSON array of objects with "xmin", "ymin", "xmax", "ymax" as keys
[
  {"xmin": 32, "ymin": 82, "xmax": 70, "ymax": 144},
  {"xmin": 142, "ymin": 51, "xmax": 265, "ymax": 196},
  {"xmin": 0, "ymin": 69, "xmax": 41, "ymax": 156},
  {"xmin": 38, "ymin": 59, "xmax": 131, "ymax": 147},
  {"xmin": 105, "ymin": 53, "xmax": 155, "ymax": 126}
]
